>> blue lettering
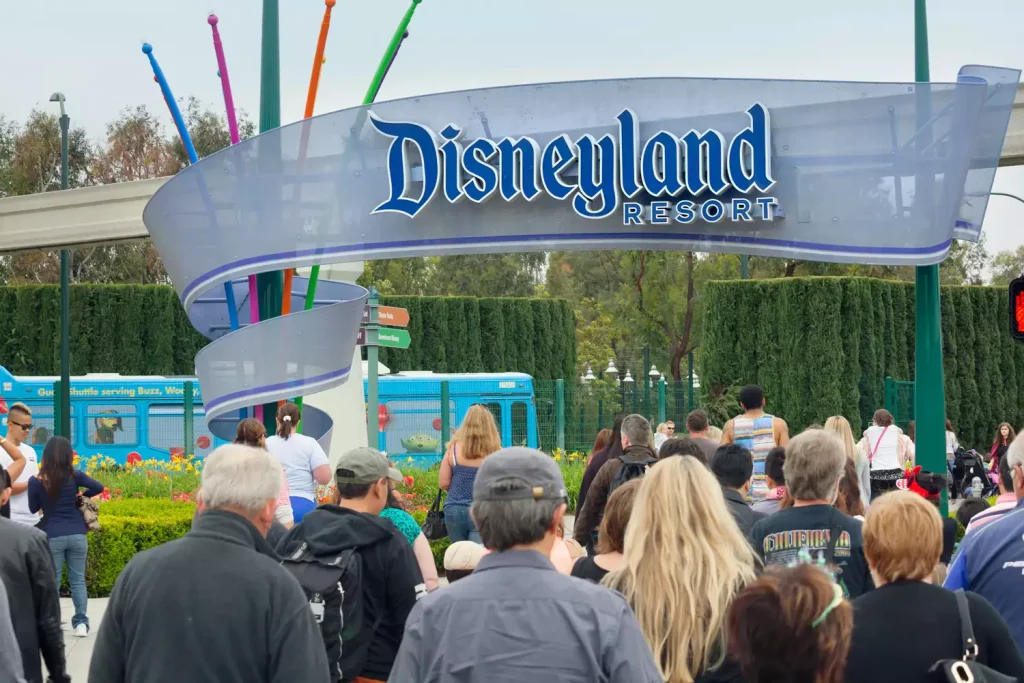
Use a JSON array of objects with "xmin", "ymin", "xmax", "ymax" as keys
[
  {"xmin": 729, "ymin": 104, "xmax": 775, "ymax": 193},
  {"xmin": 650, "ymin": 201, "xmax": 671, "ymax": 225},
  {"xmin": 541, "ymin": 135, "xmax": 577, "ymax": 201},
  {"xmin": 701, "ymin": 198, "xmax": 725, "ymax": 223},
  {"xmin": 675, "ymin": 200, "xmax": 696, "ymax": 224},
  {"xmin": 573, "ymin": 134, "xmax": 619, "ymax": 219},
  {"xmin": 731, "ymin": 198, "xmax": 752, "ymax": 221},
  {"xmin": 682, "ymin": 129, "xmax": 729, "ymax": 197},
  {"xmin": 440, "ymin": 125, "xmax": 464, "ymax": 203},
  {"xmin": 462, "ymin": 139, "xmax": 499, "ymax": 203},
  {"xmin": 371, "ymin": 116, "xmax": 440, "ymax": 217},
  {"xmin": 623, "ymin": 202, "xmax": 644, "ymax": 225},
  {"xmin": 757, "ymin": 196, "xmax": 778, "ymax": 219},
  {"xmin": 641, "ymin": 132, "xmax": 683, "ymax": 197},
  {"xmin": 496, "ymin": 137, "xmax": 542, "ymax": 201},
  {"xmin": 617, "ymin": 109, "xmax": 643, "ymax": 198}
]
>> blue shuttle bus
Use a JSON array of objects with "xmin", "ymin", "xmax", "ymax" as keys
[
  {"xmin": 0, "ymin": 366, "xmax": 226, "ymax": 464},
  {"xmin": 364, "ymin": 372, "xmax": 539, "ymax": 468}
]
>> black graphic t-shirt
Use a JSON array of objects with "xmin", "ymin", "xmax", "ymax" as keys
[{"xmin": 749, "ymin": 504, "xmax": 874, "ymax": 599}]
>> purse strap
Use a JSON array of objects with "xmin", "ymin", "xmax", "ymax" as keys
[
  {"xmin": 430, "ymin": 489, "xmax": 444, "ymax": 513},
  {"xmin": 869, "ymin": 425, "xmax": 890, "ymax": 463},
  {"xmin": 954, "ymin": 589, "xmax": 979, "ymax": 662}
]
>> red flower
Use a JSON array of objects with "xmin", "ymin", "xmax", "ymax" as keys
[
  {"xmin": 196, "ymin": 435, "xmax": 211, "ymax": 449},
  {"xmin": 403, "ymin": 475, "xmax": 415, "ymax": 488},
  {"xmin": 432, "ymin": 418, "xmax": 442, "ymax": 431},
  {"xmin": 127, "ymin": 452, "xmax": 142, "ymax": 465}
]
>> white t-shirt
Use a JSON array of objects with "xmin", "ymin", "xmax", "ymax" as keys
[
  {"xmin": 864, "ymin": 425, "xmax": 901, "ymax": 471},
  {"xmin": 266, "ymin": 433, "xmax": 329, "ymax": 502},
  {"xmin": 0, "ymin": 442, "xmax": 40, "ymax": 525}
]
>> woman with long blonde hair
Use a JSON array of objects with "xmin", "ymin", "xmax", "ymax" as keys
[
  {"xmin": 439, "ymin": 404, "xmax": 502, "ymax": 543},
  {"xmin": 824, "ymin": 415, "xmax": 870, "ymax": 509},
  {"xmin": 603, "ymin": 456, "xmax": 757, "ymax": 683}
]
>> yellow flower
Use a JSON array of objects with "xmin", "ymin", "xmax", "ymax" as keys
[{"xmin": 553, "ymin": 453, "xmax": 562, "ymax": 462}]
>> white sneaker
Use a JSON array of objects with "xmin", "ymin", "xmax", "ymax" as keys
[{"xmin": 73, "ymin": 624, "xmax": 88, "ymax": 638}]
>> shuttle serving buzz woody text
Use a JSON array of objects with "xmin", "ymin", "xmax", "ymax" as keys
[{"xmin": 370, "ymin": 104, "xmax": 779, "ymax": 225}]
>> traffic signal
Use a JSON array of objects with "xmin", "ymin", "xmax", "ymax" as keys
[{"xmin": 1010, "ymin": 277, "xmax": 1024, "ymax": 341}]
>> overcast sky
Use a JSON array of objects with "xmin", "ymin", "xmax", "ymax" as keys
[{"xmin": 3, "ymin": 0, "xmax": 1022, "ymax": 261}]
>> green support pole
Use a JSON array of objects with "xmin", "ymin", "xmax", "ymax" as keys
[
  {"xmin": 740, "ymin": 255, "xmax": 749, "ymax": 279},
  {"xmin": 657, "ymin": 379, "xmax": 667, "ymax": 424},
  {"xmin": 184, "ymin": 381, "xmax": 194, "ymax": 458},
  {"xmin": 642, "ymin": 345, "xmax": 650, "ymax": 419},
  {"xmin": 58, "ymin": 110, "xmax": 71, "ymax": 442},
  {"xmin": 53, "ymin": 381, "xmax": 62, "ymax": 439},
  {"xmin": 913, "ymin": 0, "xmax": 947, "ymax": 516},
  {"xmin": 440, "ymin": 380, "xmax": 451, "ymax": 449},
  {"xmin": 555, "ymin": 379, "xmax": 565, "ymax": 452},
  {"xmin": 257, "ymin": 0, "xmax": 284, "ymax": 435},
  {"xmin": 366, "ymin": 289, "xmax": 380, "ymax": 447},
  {"xmin": 687, "ymin": 352, "xmax": 695, "ymax": 412}
]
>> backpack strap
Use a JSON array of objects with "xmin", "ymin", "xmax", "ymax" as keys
[
  {"xmin": 954, "ymin": 590, "xmax": 979, "ymax": 662},
  {"xmin": 824, "ymin": 509, "xmax": 843, "ymax": 566}
]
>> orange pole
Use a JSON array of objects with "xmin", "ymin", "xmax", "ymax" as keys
[{"xmin": 282, "ymin": 0, "xmax": 335, "ymax": 316}]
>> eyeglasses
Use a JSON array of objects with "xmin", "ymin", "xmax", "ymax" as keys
[{"xmin": 9, "ymin": 420, "xmax": 31, "ymax": 431}]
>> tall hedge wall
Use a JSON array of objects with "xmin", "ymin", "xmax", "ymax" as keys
[
  {"xmin": 700, "ymin": 277, "xmax": 1022, "ymax": 450},
  {"xmin": 0, "ymin": 286, "xmax": 576, "ymax": 381}
]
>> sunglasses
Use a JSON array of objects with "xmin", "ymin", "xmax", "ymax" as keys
[{"xmin": 9, "ymin": 420, "xmax": 31, "ymax": 431}]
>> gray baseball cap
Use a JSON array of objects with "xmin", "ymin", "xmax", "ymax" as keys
[
  {"xmin": 472, "ymin": 447, "xmax": 568, "ymax": 502},
  {"xmin": 335, "ymin": 447, "xmax": 402, "ymax": 485}
]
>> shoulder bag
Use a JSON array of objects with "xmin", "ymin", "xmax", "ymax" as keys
[
  {"xmin": 928, "ymin": 590, "xmax": 1016, "ymax": 683},
  {"xmin": 421, "ymin": 490, "xmax": 447, "ymax": 541}
]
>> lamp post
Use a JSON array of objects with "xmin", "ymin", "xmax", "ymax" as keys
[{"xmin": 50, "ymin": 92, "xmax": 71, "ymax": 440}]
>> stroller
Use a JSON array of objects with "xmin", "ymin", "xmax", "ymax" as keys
[{"xmin": 950, "ymin": 447, "xmax": 997, "ymax": 499}]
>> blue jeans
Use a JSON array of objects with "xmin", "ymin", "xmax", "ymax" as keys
[
  {"xmin": 444, "ymin": 504, "xmax": 481, "ymax": 543},
  {"xmin": 50, "ymin": 534, "xmax": 89, "ymax": 629}
]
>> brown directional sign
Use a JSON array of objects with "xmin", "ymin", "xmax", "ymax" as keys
[{"xmin": 361, "ymin": 305, "xmax": 409, "ymax": 327}]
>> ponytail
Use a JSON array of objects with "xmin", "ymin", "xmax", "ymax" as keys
[{"xmin": 276, "ymin": 402, "xmax": 301, "ymax": 439}]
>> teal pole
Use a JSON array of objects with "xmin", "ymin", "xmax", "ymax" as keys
[
  {"xmin": 687, "ymin": 352, "xmax": 695, "ymax": 412},
  {"xmin": 657, "ymin": 379, "xmax": 667, "ymax": 424},
  {"xmin": 257, "ymin": 0, "xmax": 284, "ymax": 435},
  {"xmin": 913, "ymin": 0, "xmax": 947, "ymax": 516},
  {"xmin": 440, "ymin": 380, "xmax": 450, "ymax": 450},
  {"xmin": 740, "ymin": 255, "xmax": 749, "ymax": 279},
  {"xmin": 53, "ymin": 381, "xmax": 62, "ymax": 440},
  {"xmin": 184, "ymin": 381, "xmax": 194, "ymax": 458},
  {"xmin": 51, "ymin": 93, "xmax": 71, "ymax": 441},
  {"xmin": 555, "ymin": 379, "xmax": 565, "ymax": 452}
]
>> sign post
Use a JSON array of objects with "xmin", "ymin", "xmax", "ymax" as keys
[{"xmin": 365, "ymin": 288, "xmax": 381, "ymax": 448}]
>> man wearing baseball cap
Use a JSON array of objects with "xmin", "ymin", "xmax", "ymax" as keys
[
  {"xmin": 277, "ymin": 447, "xmax": 425, "ymax": 683},
  {"xmin": 388, "ymin": 447, "xmax": 660, "ymax": 683}
]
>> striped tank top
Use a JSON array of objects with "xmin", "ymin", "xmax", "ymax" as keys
[{"xmin": 733, "ymin": 414, "xmax": 777, "ymax": 502}]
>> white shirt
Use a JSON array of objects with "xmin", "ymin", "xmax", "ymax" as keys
[
  {"xmin": 946, "ymin": 431, "xmax": 960, "ymax": 459},
  {"xmin": 0, "ymin": 441, "xmax": 40, "ymax": 525},
  {"xmin": 864, "ymin": 425, "xmax": 901, "ymax": 471},
  {"xmin": 266, "ymin": 433, "xmax": 329, "ymax": 502}
]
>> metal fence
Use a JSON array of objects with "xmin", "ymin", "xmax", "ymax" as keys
[{"xmin": 884, "ymin": 376, "xmax": 916, "ymax": 434}]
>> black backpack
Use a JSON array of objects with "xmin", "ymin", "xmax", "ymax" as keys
[
  {"xmin": 282, "ymin": 542, "xmax": 382, "ymax": 683},
  {"xmin": 609, "ymin": 454, "xmax": 656, "ymax": 494}
]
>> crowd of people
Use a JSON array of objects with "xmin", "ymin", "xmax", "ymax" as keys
[{"xmin": 5, "ymin": 389, "xmax": 1024, "ymax": 682}]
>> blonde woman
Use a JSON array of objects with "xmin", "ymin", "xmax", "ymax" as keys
[
  {"xmin": 824, "ymin": 416, "xmax": 871, "ymax": 509},
  {"xmin": 604, "ymin": 456, "xmax": 757, "ymax": 683},
  {"xmin": 439, "ymin": 404, "xmax": 502, "ymax": 542}
]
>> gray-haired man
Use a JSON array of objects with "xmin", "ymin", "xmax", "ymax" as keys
[
  {"xmin": 388, "ymin": 447, "xmax": 661, "ymax": 683},
  {"xmin": 88, "ymin": 444, "xmax": 330, "ymax": 683}
]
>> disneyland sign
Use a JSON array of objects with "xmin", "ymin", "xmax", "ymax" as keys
[{"xmin": 369, "ymin": 104, "xmax": 778, "ymax": 225}]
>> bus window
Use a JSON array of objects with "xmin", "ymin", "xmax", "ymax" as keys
[
  {"xmin": 511, "ymin": 402, "xmax": 528, "ymax": 447},
  {"xmin": 486, "ymin": 402, "xmax": 502, "ymax": 434},
  {"xmin": 7, "ymin": 403, "xmax": 75, "ymax": 447},
  {"xmin": 87, "ymin": 404, "xmax": 138, "ymax": 446},
  {"xmin": 147, "ymin": 404, "xmax": 217, "ymax": 457}
]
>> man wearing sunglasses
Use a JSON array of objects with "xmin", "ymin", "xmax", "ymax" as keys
[{"xmin": 1, "ymin": 403, "xmax": 40, "ymax": 526}]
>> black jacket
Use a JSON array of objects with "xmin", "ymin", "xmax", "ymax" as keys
[
  {"xmin": 0, "ymin": 518, "xmax": 68, "ymax": 683},
  {"xmin": 722, "ymin": 488, "xmax": 765, "ymax": 537},
  {"xmin": 87, "ymin": 510, "xmax": 330, "ymax": 683},
  {"xmin": 277, "ymin": 505, "xmax": 425, "ymax": 682}
]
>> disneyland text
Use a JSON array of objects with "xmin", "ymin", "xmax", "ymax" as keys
[{"xmin": 370, "ymin": 104, "xmax": 778, "ymax": 224}]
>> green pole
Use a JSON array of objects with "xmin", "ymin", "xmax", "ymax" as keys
[
  {"xmin": 257, "ymin": 0, "xmax": 284, "ymax": 435},
  {"xmin": 58, "ymin": 111, "xmax": 71, "ymax": 441},
  {"xmin": 53, "ymin": 381, "xmax": 62, "ymax": 440},
  {"xmin": 913, "ymin": 0, "xmax": 947, "ymax": 516},
  {"xmin": 440, "ymin": 379, "xmax": 450, "ymax": 449},
  {"xmin": 740, "ymin": 255, "xmax": 749, "ymax": 279},
  {"xmin": 657, "ymin": 379, "xmax": 667, "ymax": 424},
  {"xmin": 366, "ymin": 289, "xmax": 380, "ymax": 447},
  {"xmin": 303, "ymin": 0, "xmax": 422, "ymax": 312},
  {"xmin": 687, "ymin": 352, "xmax": 695, "ymax": 412},
  {"xmin": 555, "ymin": 379, "xmax": 565, "ymax": 452},
  {"xmin": 184, "ymin": 381, "xmax": 194, "ymax": 458}
]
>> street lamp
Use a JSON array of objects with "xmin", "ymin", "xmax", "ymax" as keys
[
  {"xmin": 605, "ymin": 359, "xmax": 619, "ymax": 383},
  {"xmin": 648, "ymin": 365, "xmax": 661, "ymax": 382},
  {"xmin": 622, "ymin": 370, "xmax": 634, "ymax": 385},
  {"xmin": 583, "ymin": 365, "xmax": 596, "ymax": 383},
  {"xmin": 50, "ymin": 92, "xmax": 71, "ymax": 441}
]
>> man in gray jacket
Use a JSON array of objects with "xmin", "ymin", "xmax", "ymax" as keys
[
  {"xmin": 0, "ymin": 466, "xmax": 69, "ymax": 683},
  {"xmin": 88, "ymin": 444, "xmax": 330, "ymax": 683},
  {"xmin": 388, "ymin": 447, "xmax": 661, "ymax": 683}
]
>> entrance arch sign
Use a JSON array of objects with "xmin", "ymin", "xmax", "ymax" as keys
[{"xmin": 143, "ymin": 65, "xmax": 1020, "ymax": 442}]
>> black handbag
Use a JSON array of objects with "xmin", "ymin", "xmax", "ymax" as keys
[
  {"xmin": 421, "ymin": 490, "xmax": 448, "ymax": 541},
  {"xmin": 929, "ymin": 590, "xmax": 1017, "ymax": 683}
]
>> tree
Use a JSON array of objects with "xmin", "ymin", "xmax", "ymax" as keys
[
  {"xmin": 992, "ymin": 245, "xmax": 1024, "ymax": 286},
  {"xmin": 5, "ymin": 110, "xmax": 92, "ymax": 195},
  {"xmin": 170, "ymin": 97, "xmax": 256, "ymax": 165},
  {"xmin": 92, "ymin": 105, "xmax": 180, "ymax": 183},
  {"xmin": 359, "ymin": 254, "xmax": 545, "ymax": 297}
]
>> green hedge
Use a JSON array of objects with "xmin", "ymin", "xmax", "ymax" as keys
[
  {"xmin": 700, "ymin": 277, "xmax": 1024, "ymax": 450},
  {"xmin": 0, "ymin": 286, "xmax": 576, "ymax": 380}
]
